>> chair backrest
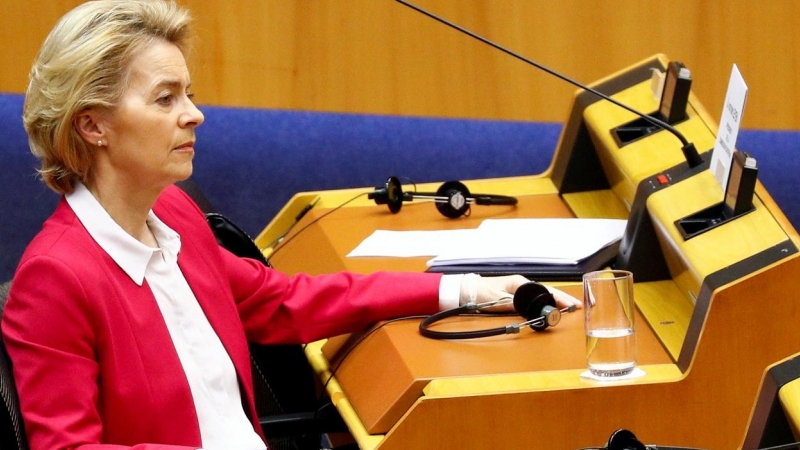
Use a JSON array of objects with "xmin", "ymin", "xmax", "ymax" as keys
[
  {"xmin": 205, "ymin": 213, "xmax": 272, "ymax": 267},
  {"xmin": 0, "ymin": 281, "xmax": 29, "ymax": 450}
]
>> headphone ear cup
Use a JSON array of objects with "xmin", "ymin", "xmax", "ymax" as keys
[
  {"xmin": 606, "ymin": 429, "xmax": 646, "ymax": 450},
  {"xmin": 435, "ymin": 180, "xmax": 471, "ymax": 218},
  {"xmin": 384, "ymin": 176, "xmax": 405, "ymax": 213},
  {"xmin": 512, "ymin": 282, "xmax": 556, "ymax": 330},
  {"xmin": 369, "ymin": 176, "xmax": 405, "ymax": 213}
]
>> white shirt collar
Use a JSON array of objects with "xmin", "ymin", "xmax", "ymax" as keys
[{"xmin": 66, "ymin": 182, "xmax": 182, "ymax": 286}]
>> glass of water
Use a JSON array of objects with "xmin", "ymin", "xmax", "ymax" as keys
[{"xmin": 583, "ymin": 269, "xmax": 636, "ymax": 377}]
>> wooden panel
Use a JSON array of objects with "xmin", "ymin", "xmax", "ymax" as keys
[
  {"xmin": 0, "ymin": 0, "xmax": 84, "ymax": 92},
  {"xmin": 3, "ymin": 1, "xmax": 799, "ymax": 130},
  {"xmin": 633, "ymin": 280, "xmax": 693, "ymax": 360}
]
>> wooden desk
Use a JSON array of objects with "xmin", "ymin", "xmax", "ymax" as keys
[{"xmin": 255, "ymin": 55, "xmax": 800, "ymax": 449}]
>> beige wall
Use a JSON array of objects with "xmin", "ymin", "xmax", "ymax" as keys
[{"xmin": 2, "ymin": 0, "xmax": 797, "ymax": 130}]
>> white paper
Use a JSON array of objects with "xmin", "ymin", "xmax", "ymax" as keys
[
  {"xmin": 710, "ymin": 64, "xmax": 749, "ymax": 189},
  {"xmin": 427, "ymin": 218, "xmax": 627, "ymax": 267},
  {"xmin": 346, "ymin": 218, "xmax": 628, "ymax": 267},
  {"xmin": 346, "ymin": 229, "xmax": 479, "ymax": 258}
]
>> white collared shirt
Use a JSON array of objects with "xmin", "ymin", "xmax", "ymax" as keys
[{"xmin": 66, "ymin": 182, "xmax": 266, "ymax": 450}]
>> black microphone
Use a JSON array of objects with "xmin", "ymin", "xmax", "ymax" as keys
[{"xmin": 394, "ymin": 0, "xmax": 704, "ymax": 169}]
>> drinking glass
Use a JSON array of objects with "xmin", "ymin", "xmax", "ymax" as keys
[{"xmin": 583, "ymin": 269, "xmax": 636, "ymax": 377}]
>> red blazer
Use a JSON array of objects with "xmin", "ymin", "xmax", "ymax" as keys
[{"xmin": 2, "ymin": 186, "xmax": 442, "ymax": 450}]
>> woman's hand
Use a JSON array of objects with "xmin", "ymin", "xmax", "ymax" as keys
[{"xmin": 460, "ymin": 274, "xmax": 583, "ymax": 312}]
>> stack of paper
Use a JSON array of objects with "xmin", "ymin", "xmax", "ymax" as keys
[{"xmin": 346, "ymin": 218, "xmax": 627, "ymax": 268}]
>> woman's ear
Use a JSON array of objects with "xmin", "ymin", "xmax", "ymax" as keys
[{"xmin": 74, "ymin": 109, "xmax": 106, "ymax": 147}]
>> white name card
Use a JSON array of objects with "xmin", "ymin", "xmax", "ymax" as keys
[{"xmin": 710, "ymin": 64, "xmax": 749, "ymax": 190}]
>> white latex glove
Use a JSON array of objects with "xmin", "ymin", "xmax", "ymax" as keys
[{"xmin": 459, "ymin": 274, "xmax": 583, "ymax": 312}]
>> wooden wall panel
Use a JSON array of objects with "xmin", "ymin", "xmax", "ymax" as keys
[
  {"xmin": 1, "ymin": 0, "xmax": 798, "ymax": 130},
  {"xmin": 0, "ymin": 0, "xmax": 84, "ymax": 93}
]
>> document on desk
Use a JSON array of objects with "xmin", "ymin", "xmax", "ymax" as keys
[
  {"xmin": 346, "ymin": 229, "xmax": 480, "ymax": 258},
  {"xmin": 428, "ymin": 218, "xmax": 627, "ymax": 267},
  {"xmin": 346, "ymin": 218, "xmax": 627, "ymax": 267}
]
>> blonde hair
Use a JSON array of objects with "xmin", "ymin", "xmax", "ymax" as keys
[{"xmin": 23, "ymin": 0, "xmax": 194, "ymax": 194}]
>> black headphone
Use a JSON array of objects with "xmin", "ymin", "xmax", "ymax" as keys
[
  {"xmin": 577, "ymin": 429, "xmax": 708, "ymax": 450},
  {"xmin": 369, "ymin": 176, "xmax": 518, "ymax": 218},
  {"xmin": 419, "ymin": 281, "xmax": 575, "ymax": 339},
  {"xmin": 606, "ymin": 429, "xmax": 648, "ymax": 450}
]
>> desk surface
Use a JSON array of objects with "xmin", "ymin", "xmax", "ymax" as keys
[
  {"xmin": 269, "ymin": 192, "xmax": 575, "ymax": 275},
  {"xmin": 321, "ymin": 284, "xmax": 673, "ymax": 435}
]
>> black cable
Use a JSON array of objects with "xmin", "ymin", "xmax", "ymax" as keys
[
  {"xmin": 394, "ymin": 0, "xmax": 703, "ymax": 169},
  {"xmin": 263, "ymin": 197, "xmax": 319, "ymax": 250},
  {"xmin": 319, "ymin": 315, "xmax": 428, "ymax": 393},
  {"xmin": 314, "ymin": 308, "xmax": 522, "ymax": 413},
  {"xmin": 394, "ymin": 0, "xmax": 685, "ymax": 147},
  {"xmin": 266, "ymin": 192, "xmax": 367, "ymax": 264},
  {"xmin": 312, "ymin": 315, "xmax": 429, "ymax": 422},
  {"xmin": 265, "ymin": 177, "xmax": 435, "ymax": 264}
]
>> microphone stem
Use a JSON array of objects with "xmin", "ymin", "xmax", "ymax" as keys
[{"xmin": 396, "ymin": 0, "xmax": 702, "ymax": 166}]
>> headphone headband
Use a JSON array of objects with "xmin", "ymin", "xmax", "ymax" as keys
[{"xmin": 369, "ymin": 176, "xmax": 518, "ymax": 218}]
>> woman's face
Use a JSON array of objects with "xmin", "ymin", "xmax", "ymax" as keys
[{"xmin": 97, "ymin": 39, "xmax": 204, "ymax": 192}]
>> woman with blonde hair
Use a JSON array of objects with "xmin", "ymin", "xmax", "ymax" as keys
[{"xmin": 2, "ymin": 1, "xmax": 580, "ymax": 449}]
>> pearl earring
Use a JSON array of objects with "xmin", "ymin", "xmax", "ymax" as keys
[{"xmin": 97, "ymin": 140, "xmax": 103, "ymax": 147}]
